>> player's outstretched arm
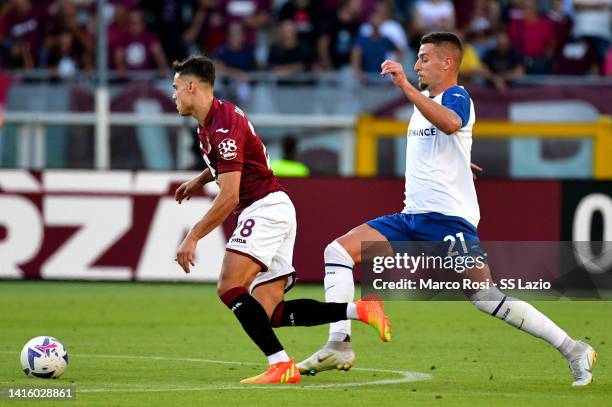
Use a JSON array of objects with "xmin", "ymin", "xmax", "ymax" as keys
[
  {"xmin": 176, "ymin": 171, "xmax": 240, "ymax": 273},
  {"xmin": 380, "ymin": 59, "xmax": 461, "ymax": 134},
  {"xmin": 175, "ymin": 169, "xmax": 215, "ymax": 204}
]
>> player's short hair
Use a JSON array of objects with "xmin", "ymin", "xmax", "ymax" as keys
[
  {"xmin": 420, "ymin": 32, "xmax": 463, "ymax": 55},
  {"xmin": 172, "ymin": 55, "xmax": 215, "ymax": 87}
]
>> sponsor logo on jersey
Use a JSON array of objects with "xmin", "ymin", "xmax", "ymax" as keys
[
  {"xmin": 218, "ymin": 138, "xmax": 238, "ymax": 160},
  {"xmin": 408, "ymin": 127, "xmax": 438, "ymax": 137},
  {"xmin": 215, "ymin": 128, "xmax": 229, "ymax": 133},
  {"xmin": 231, "ymin": 237, "xmax": 247, "ymax": 244}
]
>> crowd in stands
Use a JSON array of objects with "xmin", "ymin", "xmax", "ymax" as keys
[{"xmin": 0, "ymin": 0, "xmax": 610, "ymax": 89}]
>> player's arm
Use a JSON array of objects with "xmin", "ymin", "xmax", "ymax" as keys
[
  {"xmin": 176, "ymin": 171, "xmax": 240, "ymax": 273},
  {"xmin": 402, "ymin": 84, "xmax": 462, "ymax": 134},
  {"xmin": 381, "ymin": 59, "xmax": 462, "ymax": 134},
  {"xmin": 175, "ymin": 168, "xmax": 215, "ymax": 204},
  {"xmin": 185, "ymin": 171, "xmax": 240, "ymax": 240}
]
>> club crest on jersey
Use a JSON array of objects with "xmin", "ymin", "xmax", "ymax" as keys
[{"xmin": 218, "ymin": 138, "xmax": 238, "ymax": 160}]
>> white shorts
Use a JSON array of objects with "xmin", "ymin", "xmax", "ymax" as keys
[{"xmin": 226, "ymin": 191, "xmax": 297, "ymax": 293}]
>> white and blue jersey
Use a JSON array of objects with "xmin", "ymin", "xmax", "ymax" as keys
[
  {"xmin": 403, "ymin": 86, "xmax": 479, "ymax": 227},
  {"xmin": 367, "ymin": 85, "xmax": 481, "ymax": 249}
]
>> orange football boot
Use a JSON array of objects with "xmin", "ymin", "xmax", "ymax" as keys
[
  {"xmin": 240, "ymin": 358, "xmax": 301, "ymax": 384},
  {"xmin": 355, "ymin": 298, "xmax": 392, "ymax": 342}
]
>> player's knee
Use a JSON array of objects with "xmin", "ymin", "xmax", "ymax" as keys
[
  {"xmin": 323, "ymin": 241, "xmax": 338, "ymax": 259},
  {"xmin": 270, "ymin": 301, "xmax": 285, "ymax": 327},
  {"xmin": 216, "ymin": 284, "xmax": 226, "ymax": 299},
  {"xmin": 216, "ymin": 279, "xmax": 228, "ymax": 298},
  {"xmin": 469, "ymin": 287, "xmax": 505, "ymax": 315},
  {"xmin": 216, "ymin": 270, "xmax": 247, "ymax": 298},
  {"xmin": 218, "ymin": 285, "xmax": 248, "ymax": 308},
  {"xmin": 324, "ymin": 240, "xmax": 356, "ymax": 267}
]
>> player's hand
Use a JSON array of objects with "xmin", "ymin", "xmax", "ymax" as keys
[
  {"xmin": 176, "ymin": 236, "xmax": 197, "ymax": 273},
  {"xmin": 175, "ymin": 177, "xmax": 204, "ymax": 204},
  {"xmin": 470, "ymin": 162, "xmax": 483, "ymax": 180},
  {"xmin": 380, "ymin": 59, "xmax": 409, "ymax": 88}
]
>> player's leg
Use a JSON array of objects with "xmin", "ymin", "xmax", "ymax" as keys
[
  {"xmin": 217, "ymin": 251, "xmax": 292, "ymax": 367},
  {"xmin": 464, "ymin": 263, "xmax": 597, "ymax": 386},
  {"xmin": 250, "ymin": 214, "xmax": 391, "ymax": 338},
  {"xmin": 325, "ymin": 223, "xmax": 392, "ymax": 342},
  {"xmin": 241, "ymin": 272, "xmax": 390, "ymax": 384},
  {"xmin": 220, "ymin": 192, "xmax": 302, "ymax": 373},
  {"xmin": 237, "ymin": 193, "xmax": 391, "ymax": 383},
  {"xmin": 218, "ymin": 253, "xmax": 304, "ymax": 384},
  {"xmin": 265, "ymin": 272, "xmax": 391, "ymax": 376},
  {"xmin": 252, "ymin": 276, "xmax": 389, "ymax": 336},
  {"xmin": 298, "ymin": 221, "xmax": 396, "ymax": 374},
  {"xmin": 414, "ymin": 212, "xmax": 597, "ymax": 385},
  {"xmin": 251, "ymin": 276, "xmax": 288, "ymax": 319},
  {"xmin": 463, "ymin": 263, "xmax": 575, "ymax": 348},
  {"xmin": 231, "ymin": 276, "xmax": 299, "ymax": 384}
]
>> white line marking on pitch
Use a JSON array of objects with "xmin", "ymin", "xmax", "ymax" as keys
[{"xmin": 0, "ymin": 351, "xmax": 432, "ymax": 392}]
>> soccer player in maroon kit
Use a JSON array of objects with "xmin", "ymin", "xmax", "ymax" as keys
[{"xmin": 171, "ymin": 55, "xmax": 392, "ymax": 384}]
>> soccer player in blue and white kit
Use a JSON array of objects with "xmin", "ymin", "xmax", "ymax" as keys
[{"xmin": 298, "ymin": 32, "xmax": 597, "ymax": 386}]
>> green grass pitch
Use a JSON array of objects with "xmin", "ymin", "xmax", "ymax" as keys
[{"xmin": 0, "ymin": 281, "xmax": 609, "ymax": 406}]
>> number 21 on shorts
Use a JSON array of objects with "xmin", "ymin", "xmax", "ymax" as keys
[{"xmin": 444, "ymin": 232, "xmax": 467, "ymax": 256}]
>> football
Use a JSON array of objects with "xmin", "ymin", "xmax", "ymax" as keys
[{"xmin": 20, "ymin": 336, "xmax": 68, "ymax": 379}]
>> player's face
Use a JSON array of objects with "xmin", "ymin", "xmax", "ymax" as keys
[
  {"xmin": 172, "ymin": 74, "xmax": 192, "ymax": 116},
  {"xmin": 414, "ymin": 44, "xmax": 444, "ymax": 90}
]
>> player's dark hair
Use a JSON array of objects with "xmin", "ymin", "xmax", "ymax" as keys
[
  {"xmin": 172, "ymin": 55, "xmax": 215, "ymax": 86},
  {"xmin": 420, "ymin": 32, "xmax": 463, "ymax": 54}
]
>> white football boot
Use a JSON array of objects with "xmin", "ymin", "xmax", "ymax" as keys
[
  {"xmin": 568, "ymin": 341, "xmax": 597, "ymax": 386},
  {"xmin": 297, "ymin": 341, "xmax": 356, "ymax": 375}
]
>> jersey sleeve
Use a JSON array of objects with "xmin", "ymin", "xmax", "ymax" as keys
[
  {"xmin": 214, "ymin": 122, "xmax": 246, "ymax": 174},
  {"xmin": 441, "ymin": 86, "xmax": 471, "ymax": 128}
]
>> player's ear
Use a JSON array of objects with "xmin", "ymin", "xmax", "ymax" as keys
[
  {"xmin": 436, "ymin": 49, "xmax": 451, "ymax": 71},
  {"xmin": 445, "ymin": 54, "xmax": 455, "ymax": 71}
]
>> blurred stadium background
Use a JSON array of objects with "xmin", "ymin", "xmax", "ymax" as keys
[
  {"xmin": 0, "ymin": 0, "xmax": 610, "ymax": 283},
  {"xmin": 0, "ymin": 1, "xmax": 611, "ymax": 404}
]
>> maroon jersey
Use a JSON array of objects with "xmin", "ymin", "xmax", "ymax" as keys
[{"xmin": 197, "ymin": 98, "xmax": 287, "ymax": 214}]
